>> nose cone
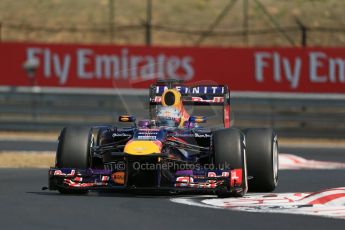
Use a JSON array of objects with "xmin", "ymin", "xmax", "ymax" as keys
[{"xmin": 124, "ymin": 140, "xmax": 162, "ymax": 155}]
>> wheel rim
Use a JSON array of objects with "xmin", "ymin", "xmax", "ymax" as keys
[{"xmin": 272, "ymin": 139, "xmax": 278, "ymax": 185}]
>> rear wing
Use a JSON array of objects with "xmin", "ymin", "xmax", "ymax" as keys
[{"xmin": 149, "ymin": 80, "xmax": 231, "ymax": 128}]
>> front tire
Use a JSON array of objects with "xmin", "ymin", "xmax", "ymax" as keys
[
  {"xmin": 56, "ymin": 126, "xmax": 92, "ymax": 194},
  {"xmin": 245, "ymin": 128, "xmax": 279, "ymax": 192},
  {"xmin": 213, "ymin": 128, "xmax": 248, "ymax": 197}
]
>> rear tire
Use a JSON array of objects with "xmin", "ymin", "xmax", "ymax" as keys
[
  {"xmin": 213, "ymin": 128, "xmax": 248, "ymax": 197},
  {"xmin": 245, "ymin": 128, "xmax": 279, "ymax": 192},
  {"xmin": 56, "ymin": 126, "xmax": 92, "ymax": 194}
]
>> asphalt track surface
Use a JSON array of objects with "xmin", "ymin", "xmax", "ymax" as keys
[{"xmin": 0, "ymin": 142, "xmax": 345, "ymax": 229}]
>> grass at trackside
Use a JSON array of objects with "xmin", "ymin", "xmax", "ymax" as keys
[
  {"xmin": 0, "ymin": 152, "xmax": 55, "ymax": 168},
  {"xmin": 0, "ymin": 132, "xmax": 57, "ymax": 168},
  {"xmin": 0, "ymin": 131, "xmax": 59, "ymax": 141},
  {"xmin": 0, "ymin": 0, "xmax": 343, "ymax": 46}
]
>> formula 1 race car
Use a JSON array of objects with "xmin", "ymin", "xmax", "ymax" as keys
[{"xmin": 48, "ymin": 80, "xmax": 279, "ymax": 197}]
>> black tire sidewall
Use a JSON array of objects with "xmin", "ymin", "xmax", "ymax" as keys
[
  {"xmin": 56, "ymin": 126, "xmax": 92, "ymax": 169},
  {"xmin": 245, "ymin": 128, "xmax": 278, "ymax": 192},
  {"xmin": 213, "ymin": 128, "xmax": 248, "ymax": 196},
  {"xmin": 214, "ymin": 128, "xmax": 243, "ymax": 168}
]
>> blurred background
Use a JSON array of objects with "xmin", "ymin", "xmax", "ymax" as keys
[
  {"xmin": 0, "ymin": 0, "xmax": 344, "ymax": 139},
  {"xmin": 0, "ymin": 0, "xmax": 344, "ymax": 46}
]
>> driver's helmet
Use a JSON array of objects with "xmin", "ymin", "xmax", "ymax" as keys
[{"xmin": 156, "ymin": 106, "xmax": 181, "ymax": 127}]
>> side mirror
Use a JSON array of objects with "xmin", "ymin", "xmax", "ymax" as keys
[
  {"xmin": 189, "ymin": 116, "xmax": 207, "ymax": 123},
  {"xmin": 119, "ymin": 115, "xmax": 136, "ymax": 122}
]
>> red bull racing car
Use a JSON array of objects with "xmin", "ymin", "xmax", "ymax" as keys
[{"xmin": 47, "ymin": 80, "xmax": 279, "ymax": 197}]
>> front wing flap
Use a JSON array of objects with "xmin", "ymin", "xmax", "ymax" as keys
[{"xmin": 48, "ymin": 167, "xmax": 244, "ymax": 194}]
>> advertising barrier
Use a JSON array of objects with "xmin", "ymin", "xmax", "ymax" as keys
[{"xmin": 0, "ymin": 42, "xmax": 344, "ymax": 93}]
